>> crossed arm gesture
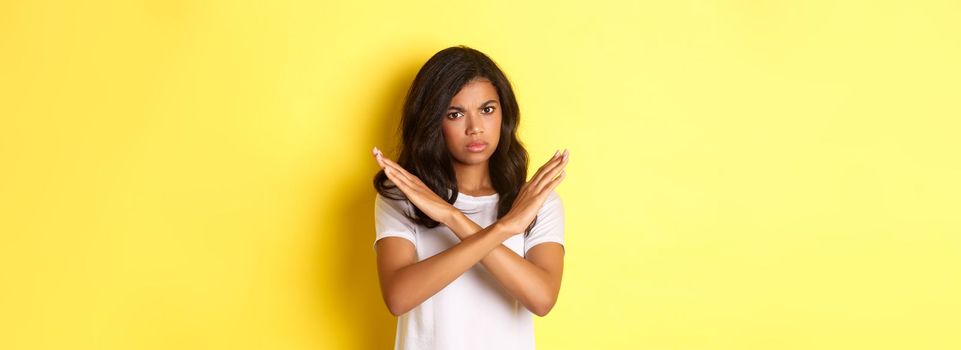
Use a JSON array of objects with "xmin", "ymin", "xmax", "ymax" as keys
[{"xmin": 373, "ymin": 147, "xmax": 568, "ymax": 316}]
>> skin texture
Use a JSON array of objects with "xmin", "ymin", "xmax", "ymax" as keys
[
  {"xmin": 372, "ymin": 78, "xmax": 568, "ymax": 317},
  {"xmin": 441, "ymin": 78, "xmax": 502, "ymax": 196}
]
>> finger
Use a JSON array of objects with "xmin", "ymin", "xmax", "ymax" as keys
[
  {"xmin": 535, "ymin": 159, "xmax": 567, "ymax": 194},
  {"xmin": 379, "ymin": 156, "xmax": 420, "ymax": 185},
  {"xmin": 544, "ymin": 169, "xmax": 567, "ymax": 193},
  {"xmin": 386, "ymin": 167, "xmax": 436, "ymax": 208},
  {"xmin": 532, "ymin": 149, "xmax": 568, "ymax": 192},
  {"xmin": 535, "ymin": 170, "xmax": 566, "ymax": 201},
  {"xmin": 527, "ymin": 150, "xmax": 563, "ymax": 186},
  {"xmin": 380, "ymin": 156, "xmax": 429, "ymax": 187},
  {"xmin": 373, "ymin": 148, "xmax": 409, "ymax": 182},
  {"xmin": 373, "ymin": 147, "xmax": 390, "ymax": 169},
  {"xmin": 538, "ymin": 150, "xmax": 561, "ymax": 172},
  {"xmin": 531, "ymin": 149, "xmax": 568, "ymax": 190},
  {"xmin": 378, "ymin": 156, "xmax": 408, "ymax": 177},
  {"xmin": 372, "ymin": 150, "xmax": 409, "ymax": 180},
  {"xmin": 384, "ymin": 167, "xmax": 415, "ymax": 194},
  {"xmin": 518, "ymin": 152, "xmax": 561, "ymax": 203}
]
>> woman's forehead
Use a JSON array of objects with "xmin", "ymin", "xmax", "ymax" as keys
[{"xmin": 451, "ymin": 79, "xmax": 499, "ymax": 104}]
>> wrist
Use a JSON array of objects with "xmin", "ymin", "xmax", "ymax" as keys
[
  {"xmin": 491, "ymin": 220, "xmax": 519, "ymax": 240},
  {"xmin": 441, "ymin": 205, "xmax": 463, "ymax": 228}
]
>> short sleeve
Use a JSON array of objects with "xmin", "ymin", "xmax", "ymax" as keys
[
  {"xmin": 373, "ymin": 193, "xmax": 417, "ymax": 251},
  {"xmin": 523, "ymin": 191, "xmax": 565, "ymax": 256}
]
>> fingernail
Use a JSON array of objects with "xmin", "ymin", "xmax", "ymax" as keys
[
  {"xmin": 554, "ymin": 150, "xmax": 559, "ymax": 158},
  {"xmin": 563, "ymin": 149, "xmax": 569, "ymax": 161}
]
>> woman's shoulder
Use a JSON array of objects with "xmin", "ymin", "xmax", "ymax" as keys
[
  {"xmin": 375, "ymin": 189, "xmax": 412, "ymax": 212},
  {"xmin": 546, "ymin": 190, "xmax": 562, "ymax": 204},
  {"xmin": 540, "ymin": 190, "xmax": 564, "ymax": 212}
]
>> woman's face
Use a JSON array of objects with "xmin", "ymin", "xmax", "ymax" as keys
[{"xmin": 441, "ymin": 78, "xmax": 502, "ymax": 166}]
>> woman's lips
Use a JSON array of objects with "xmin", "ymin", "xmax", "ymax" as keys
[{"xmin": 466, "ymin": 141, "xmax": 488, "ymax": 152}]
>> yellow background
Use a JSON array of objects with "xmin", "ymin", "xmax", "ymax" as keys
[{"xmin": 2, "ymin": 1, "xmax": 959, "ymax": 349}]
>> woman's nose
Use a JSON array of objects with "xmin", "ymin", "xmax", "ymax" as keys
[{"xmin": 465, "ymin": 114, "xmax": 484, "ymax": 135}]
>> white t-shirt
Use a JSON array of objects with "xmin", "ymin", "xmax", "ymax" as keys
[{"xmin": 373, "ymin": 190, "xmax": 565, "ymax": 350}]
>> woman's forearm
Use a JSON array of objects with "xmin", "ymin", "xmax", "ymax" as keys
[
  {"xmin": 382, "ymin": 222, "xmax": 513, "ymax": 316},
  {"xmin": 444, "ymin": 212, "xmax": 560, "ymax": 316}
]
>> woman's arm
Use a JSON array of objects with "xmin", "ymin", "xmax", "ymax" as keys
[
  {"xmin": 374, "ymin": 148, "xmax": 568, "ymax": 316},
  {"xmin": 375, "ymin": 221, "xmax": 515, "ymax": 316},
  {"xmin": 446, "ymin": 151, "xmax": 567, "ymax": 316},
  {"xmin": 446, "ymin": 212, "xmax": 564, "ymax": 317}
]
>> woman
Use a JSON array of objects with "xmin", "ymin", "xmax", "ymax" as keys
[{"xmin": 371, "ymin": 46, "xmax": 568, "ymax": 350}]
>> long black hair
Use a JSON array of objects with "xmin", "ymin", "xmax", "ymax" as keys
[{"xmin": 373, "ymin": 45, "xmax": 529, "ymax": 229}]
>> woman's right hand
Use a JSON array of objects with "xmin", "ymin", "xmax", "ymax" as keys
[
  {"xmin": 373, "ymin": 147, "xmax": 459, "ymax": 226},
  {"xmin": 497, "ymin": 149, "xmax": 569, "ymax": 235}
]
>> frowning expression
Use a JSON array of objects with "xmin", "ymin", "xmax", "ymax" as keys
[{"xmin": 441, "ymin": 78, "xmax": 502, "ymax": 166}]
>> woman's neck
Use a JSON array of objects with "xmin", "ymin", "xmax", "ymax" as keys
[{"xmin": 453, "ymin": 161, "xmax": 495, "ymax": 196}]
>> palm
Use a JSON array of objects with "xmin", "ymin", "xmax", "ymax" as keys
[{"xmin": 501, "ymin": 150, "xmax": 569, "ymax": 233}]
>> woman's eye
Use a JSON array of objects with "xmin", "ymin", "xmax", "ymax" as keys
[
  {"xmin": 482, "ymin": 106, "xmax": 495, "ymax": 114},
  {"xmin": 447, "ymin": 112, "xmax": 463, "ymax": 119}
]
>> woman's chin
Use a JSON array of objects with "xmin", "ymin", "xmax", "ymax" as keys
[{"xmin": 453, "ymin": 153, "xmax": 491, "ymax": 166}]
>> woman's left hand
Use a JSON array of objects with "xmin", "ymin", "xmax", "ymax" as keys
[{"xmin": 373, "ymin": 147, "xmax": 458, "ymax": 226}]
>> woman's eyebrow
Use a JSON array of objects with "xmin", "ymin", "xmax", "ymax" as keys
[{"xmin": 448, "ymin": 100, "xmax": 499, "ymax": 110}]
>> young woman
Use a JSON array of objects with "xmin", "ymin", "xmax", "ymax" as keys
[{"xmin": 371, "ymin": 46, "xmax": 568, "ymax": 350}]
